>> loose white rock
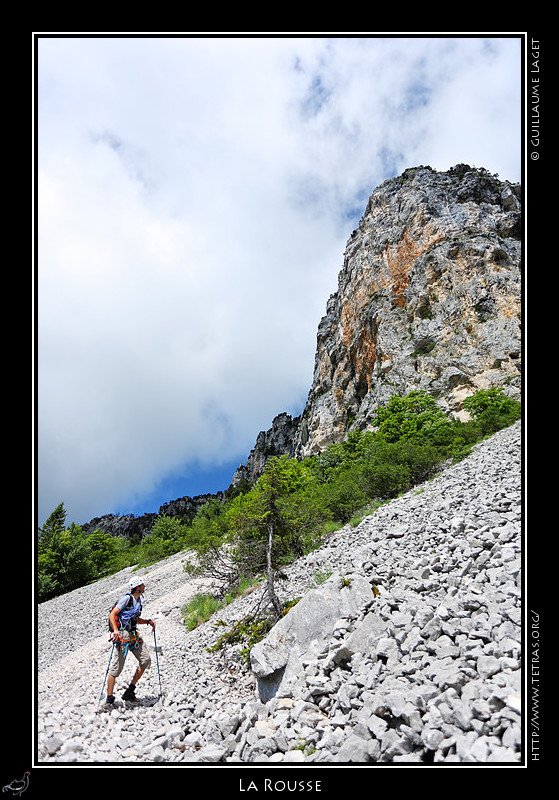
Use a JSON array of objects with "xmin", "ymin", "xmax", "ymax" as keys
[{"xmin": 37, "ymin": 423, "xmax": 522, "ymax": 764}]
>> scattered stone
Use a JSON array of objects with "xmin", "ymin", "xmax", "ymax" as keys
[{"xmin": 38, "ymin": 423, "xmax": 521, "ymax": 764}]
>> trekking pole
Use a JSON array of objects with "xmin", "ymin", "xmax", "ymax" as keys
[
  {"xmin": 153, "ymin": 627, "xmax": 162, "ymax": 699},
  {"xmin": 97, "ymin": 640, "xmax": 116, "ymax": 712}
]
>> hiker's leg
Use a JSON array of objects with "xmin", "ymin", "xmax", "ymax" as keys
[
  {"xmin": 131, "ymin": 666, "xmax": 145, "ymax": 685},
  {"xmin": 130, "ymin": 640, "xmax": 151, "ymax": 684},
  {"xmin": 107, "ymin": 646, "xmax": 125, "ymax": 695}
]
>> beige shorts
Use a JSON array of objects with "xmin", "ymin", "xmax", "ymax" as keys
[{"xmin": 109, "ymin": 637, "xmax": 151, "ymax": 677}]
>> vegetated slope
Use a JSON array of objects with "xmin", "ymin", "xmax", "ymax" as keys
[{"xmin": 37, "ymin": 421, "xmax": 521, "ymax": 764}]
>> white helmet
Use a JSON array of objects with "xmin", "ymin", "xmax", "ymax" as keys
[{"xmin": 129, "ymin": 577, "xmax": 146, "ymax": 592}]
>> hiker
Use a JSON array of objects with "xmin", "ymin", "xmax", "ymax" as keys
[{"xmin": 105, "ymin": 578, "xmax": 156, "ymax": 706}]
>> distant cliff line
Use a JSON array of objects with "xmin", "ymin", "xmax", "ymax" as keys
[{"xmin": 81, "ymin": 491, "xmax": 225, "ymax": 541}]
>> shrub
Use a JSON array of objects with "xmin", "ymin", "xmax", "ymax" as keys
[
  {"xmin": 362, "ymin": 459, "xmax": 411, "ymax": 499},
  {"xmin": 371, "ymin": 390, "xmax": 449, "ymax": 444},
  {"xmin": 317, "ymin": 465, "xmax": 368, "ymax": 524},
  {"xmin": 462, "ymin": 388, "xmax": 521, "ymax": 435}
]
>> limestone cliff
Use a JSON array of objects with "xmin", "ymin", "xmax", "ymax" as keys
[{"xmin": 233, "ymin": 164, "xmax": 521, "ymax": 484}]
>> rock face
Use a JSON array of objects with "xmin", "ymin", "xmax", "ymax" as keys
[
  {"xmin": 232, "ymin": 413, "xmax": 300, "ymax": 487},
  {"xmin": 233, "ymin": 164, "xmax": 521, "ymax": 483},
  {"xmin": 82, "ymin": 164, "xmax": 521, "ymax": 534},
  {"xmin": 81, "ymin": 512, "xmax": 158, "ymax": 541}
]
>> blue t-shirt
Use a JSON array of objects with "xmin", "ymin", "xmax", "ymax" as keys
[{"xmin": 116, "ymin": 594, "xmax": 142, "ymax": 629}]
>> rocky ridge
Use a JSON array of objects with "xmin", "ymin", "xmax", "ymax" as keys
[
  {"xmin": 81, "ymin": 492, "xmax": 226, "ymax": 540},
  {"xmin": 37, "ymin": 421, "xmax": 522, "ymax": 764},
  {"xmin": 233, "ymin": 164, "xmax": 521, "ymax": 486}
]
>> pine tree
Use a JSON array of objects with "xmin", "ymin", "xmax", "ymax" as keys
[{"xmin": 38, "ymin": 501, "xmax": 67, "ymax": 554}]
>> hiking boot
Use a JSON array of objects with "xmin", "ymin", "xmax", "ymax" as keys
[
  {"xmin": 122, "ymin": 685, "xmax": 137, "ymax": 702},
  {"xmin": 101, "ymin": 695, "xmax": 115, "ymax": 710}
]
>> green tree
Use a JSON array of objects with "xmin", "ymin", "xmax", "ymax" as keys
[
  {"xmin": 38, "ymin": 502, "xmax": 67, "ymax": 555},
  {"xmin": 38, "ymin": 516, "xmax": 96, "ymax": 600},
  {"xmin": 38, "ymin": 503, "xmax": 69, "ymax": 600},
  {"xmin": 186, "ymin": 498, "xmax": 229, "ymax": 546},
  {"xmin": 225, "ymin": 456, "xmax": 319, "ymax": 617},
  {"xmin": 151, "ymin": 514, "xmax": 189, "ymax": 542},
  {"xmin": 86, "ymin": 529, "xmax": 120, "ymax": 576},
  {"xmin": 226, "ymin": 463, "xmax": 283, "ymax": 616},
  {"xmin": 54, "ymin": 523, "xmax": 96, "ymax": 593},
  {"xmin": 134, "ymin": 514, "xmax": 191, "ymax": 565},
  {"xmin": 462, "ymin": 388, "xmax": 521, "ymax": 435}
]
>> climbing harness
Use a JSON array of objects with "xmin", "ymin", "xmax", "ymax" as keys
[
  {"xmin": 108, "ymin": 592, "xmax": 144, "ymax": 659},
  {"xmin": 111, "ymin": 628, "xmax": 142, "ymax": 657}
]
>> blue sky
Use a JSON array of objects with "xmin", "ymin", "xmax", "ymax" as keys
[{"xmin": 36, "ymin": 34, "xmax": 523, "ymax": 526}]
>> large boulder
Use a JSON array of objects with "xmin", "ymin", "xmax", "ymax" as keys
[{"xmin": 250, "ymin": 573, "xmax": 376, "ymax": 701}]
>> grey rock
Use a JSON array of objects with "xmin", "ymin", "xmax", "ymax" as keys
[
  {"xmin": 422, "ymin": 727, "xmax": 445, "ymax": 751},
  {"xmin": 334, "ymin": 734, "xmax": 373, "ymax": 763},
  {"xmin": 477, "ymin": 655, "xmax": 502, "ymax": 679},
  {"xmin": 192, "ymin": 744, "xmax": 228, "ymax": 762},
  {"xmin": 250, "ymin": 574, "xmax": 374, "ymax": 701},
  {"xmin": 45, "ymin": 735, "xmax": 63, "ymax": 755}
]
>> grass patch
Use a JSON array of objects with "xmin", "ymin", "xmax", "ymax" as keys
[
  {"xmin": 181, "ymin": 576, "xmax": 261, "ymax": 631},
  {"xmin": 182, "ymin": 593, "xmax": 224, "ymax": 631}
]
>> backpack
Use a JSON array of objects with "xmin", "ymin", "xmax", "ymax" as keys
[{"xmin": 108, "ymin": 593, "xmax": 139, "ymax": 632}]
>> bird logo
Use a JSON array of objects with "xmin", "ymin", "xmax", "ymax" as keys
[{"xmin": 2, "ymin": 772, "xmax": 30, "ymax": 796}]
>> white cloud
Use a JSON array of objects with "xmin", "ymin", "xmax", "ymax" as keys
[{"xmin": 36, "ymin": 35, "xmax": 522, "ymax": 524}]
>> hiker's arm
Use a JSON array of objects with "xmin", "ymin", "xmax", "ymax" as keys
[
  {"xmin": 109, "ymin": 607, "xmax": 121, "ymax": 633},
  {"xmin": 139, "ymin": 617, "xmax": 155, "ymax": 628}
]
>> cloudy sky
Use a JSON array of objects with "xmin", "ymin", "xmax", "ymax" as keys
[{"xmin": 36, "ymin": 34, "xmax": 523, "ymax": 526}]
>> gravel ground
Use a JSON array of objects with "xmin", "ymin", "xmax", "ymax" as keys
[{"xmin": 36, "ymin": 422, "xmax": 522, "ymax": 765}]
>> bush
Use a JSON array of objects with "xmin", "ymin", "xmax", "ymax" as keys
[
  {"xmin": 134, "ymin": 535, "xmax": 170, "ymax": 565},
  {"xmin": 371, "ymin": 390, "xmax": 450, "ymax": 444},
  {"xmin": 133, "ymin": 514, "xmax": 191, "ymax": 565},
  {"xmin": 151, "ymin": 514, "xmax": 189, "ymax": 542},
  {"xmin": 362, "ymin": 459, "xmax": 411, "ymax": 499},
  {"xmin": 381, "ymin": 440, "xmax": 443, "ymax": 484},
  {"xmin": 462, "ymin": 388, "xmax": 521, "ymax": 435},
  {"xmin": 317, "ymin": 465, "xmax": 369, "ymax": 523}
]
